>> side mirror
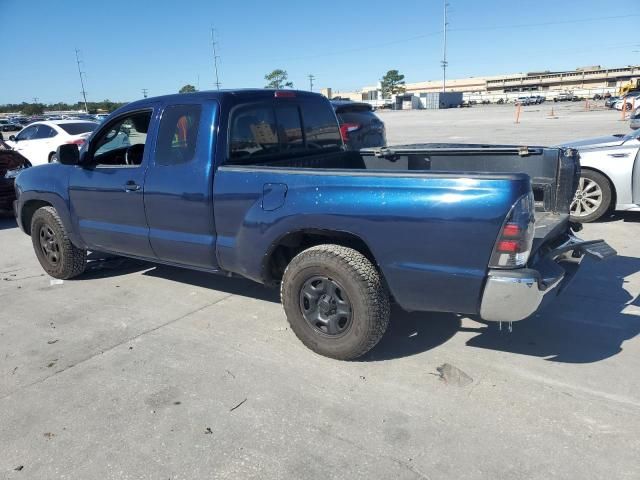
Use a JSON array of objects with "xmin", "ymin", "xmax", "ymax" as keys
[
  {"xmin": 57, "ymin": 144, "xmax": 80, "ymax": 165},
  {"xmin": 9, "ymin": 135, "xmax": 16, "ymax": 142}
]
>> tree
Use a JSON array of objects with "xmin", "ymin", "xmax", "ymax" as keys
[
  {"xmin": 380, "ymin": 69, "xmax": 406, "ymax": 98},
  {"xmin": 179, "ymin": 84, "xmax": 197, "ymax": 94},
  {"xmin": 264, "ymin": 69, "xmax": 293, "ymax": 89},
  {"xmin": 22, "ymin": 103, "xmax": 44, "ymax": 115}
]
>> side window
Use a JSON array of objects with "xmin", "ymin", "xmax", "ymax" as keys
[
  {"xmin": 155, "ymin": 104, "xmax": 202, "ymax": 166},
  {"xmin": 229, "ymin": 105, "xmax": 278, "ymax": 162},
  {"xmin": 16, "ymin": 125, "xmax": 38, "ymax": 141},
  {"xmin": 300, "ymin": 101, "xmax": 342, "ymax": 150},
  {"xmin": 92, "ymin": 111, "xmax": 152, "ymax": 166},
  {"xmin": 33, "ymin": 125, "xmax": 57, "ymax": 139}
]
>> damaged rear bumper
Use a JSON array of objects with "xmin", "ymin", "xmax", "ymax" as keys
[{"xmin": 479, "ymin": 234, "xmax": 616, "ymax": 323}]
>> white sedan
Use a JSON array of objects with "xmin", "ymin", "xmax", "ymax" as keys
[
  {"xmin": 562, "ymin": 128, "xmax": 640, "ymax": 222},
  {"xmin": 5, "ymin": 120, "xmax": 98, "ymax": 166}
]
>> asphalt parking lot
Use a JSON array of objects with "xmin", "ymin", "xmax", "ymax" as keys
[{"xmin": 2, "ymin": 103, "xmax": 639, "ymax": 479}]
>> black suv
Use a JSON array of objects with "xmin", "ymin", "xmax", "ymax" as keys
[{"xmin": 331, "ymin": 101, "xmax": 386, "ymax": 151}]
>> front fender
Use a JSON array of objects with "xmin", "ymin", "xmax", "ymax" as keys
[{"xmin": 14, "ymin": 164, "xmax": 85, "ymax": 248}]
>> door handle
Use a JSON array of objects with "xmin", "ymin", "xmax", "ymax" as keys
[{"xmin": 124, "ymin": 181, "xmax": 141, "ymax": 192}]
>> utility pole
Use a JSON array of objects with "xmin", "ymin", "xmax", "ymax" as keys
[
  {"xmin": 75, "ymin": 49, "xmax": 89, "ymax": 112},
  {"xmin": 211, "ymin": 28, "xmax": 221, "ymax": 90},
  {"xmin": 308, "ymin": 74, "xmax": 315, "ymax": 92},
  {"xmin": 441, "ymin": 1, "xmax": 449, "ymax": 93},
  {"xmin": 142, "ymin": 88, "xmax": 148, "ymax": 98},
  {"xmin": 32, "ymin": 97, "xmax": 39, "ymax": 104}
]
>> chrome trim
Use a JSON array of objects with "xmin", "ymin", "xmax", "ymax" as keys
[{"xmin": 480, "ymin": 271, "xmax": 564, "ymax": 323}]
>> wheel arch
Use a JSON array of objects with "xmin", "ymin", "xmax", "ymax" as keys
[
  {"xmin": 262, "ymin": 229, "xmax": 382, "ymax": 286},
  {"xmin": 20, "ymin": 199, "xmax": 53, "ymax": 235}
]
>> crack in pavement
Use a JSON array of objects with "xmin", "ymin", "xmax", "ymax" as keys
[{"xmin": 0, "ymin": 293, "xmax": 234, "ymax": 402}]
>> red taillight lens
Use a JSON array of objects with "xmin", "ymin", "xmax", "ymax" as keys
[
  {"xmin": 489, "ymin": 193, "xmax": 535, "ymax": 268},
  {"xmin": 502, "ymin": 223, "xmax": 521, "ymax": 237},
  {"xmin": 339, "ymin": 123, "xmax": 361, "ymax": 142},
  {"xmin": 496, "ymin": 240, "xmax": 519, "ymax": 253},
  {"xmin": 274, "ymin": 91, "xmax": 295, "ymax": 98},
  {"xmin": 67, "ymin": 139, "xmax": 85, "ymax": 145}
]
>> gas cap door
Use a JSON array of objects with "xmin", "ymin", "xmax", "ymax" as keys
[{"xmin": 262, "ymin": 183, "xmax": 288, "ymax": 211}]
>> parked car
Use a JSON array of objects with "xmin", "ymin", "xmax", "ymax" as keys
[
  {"xmin": 0, "ymin": 119, "xmax": 23, "ymax": 132},
  {"xmin": 515, "ymin": 96, "xmax": 532, "ymax": 106},
  {"xmin": 561, "ymin": 128, "xmax": 640, "ymax": 222},
  {"xmin": 0, "ymin": 136, "xmax": 31, "ymax": 213},
  {"xmin": 630, "ymin": 107, "xmax": 640, "ymax": 130},
  {"xmin": 553, "ymin": 92, "xmax": 572, "ymax": 102},
  {"xmin": 5, "ymin": 120, "xmax": 98, "ymax": 165},
  {"xmin": 605, "ymin": 96, "xmax": 620, "ymax": 108},
  {"xmin": 330, "ymin": 100, "xmax": 386, "ymax": 150},
  {"xmin": 14, "ymin": 89, "xmax": 614, "ymax": 359}
]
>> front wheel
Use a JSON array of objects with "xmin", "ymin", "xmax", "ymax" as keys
[
  {"xmin": 31, "ymin": 206, "xmax": 87, "ymax": 279},
  {"xmin": 281, "ymin": 244, "xmax": 390, "ymax": 360},
  {"xmin": 570, "ymin": 170, "xmax": 612, "ymax": 223}
]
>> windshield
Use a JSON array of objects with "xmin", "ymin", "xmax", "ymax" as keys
[{"xmin": 58, "ymin": 122, "xmax": 98, "ymax": 135}]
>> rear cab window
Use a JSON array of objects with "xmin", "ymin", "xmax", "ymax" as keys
[{"xmin": 228, "ymin": 97, "xmax": 342, "ymax": 165}]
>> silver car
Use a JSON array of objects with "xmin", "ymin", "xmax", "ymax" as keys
[
  {"xmin": 630, "ymin": 107, "xmax": 640, "ymax": 130},
  {"xmin": 562, "ymin": 129, "xmax": 640, "ymax": 222}
]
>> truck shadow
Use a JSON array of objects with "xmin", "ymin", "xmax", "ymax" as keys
[
  {"xmin": 461, "ymin": 255, "xmax": 640, "ymax": 363},
  {"xmin": 80, "ymin": 253, "xmax": 640, "ymax": 365}
]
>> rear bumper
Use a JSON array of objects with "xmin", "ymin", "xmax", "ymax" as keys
[{"xmin": 479, "ymin": 234, "xmax": 615, "ymax": 322}]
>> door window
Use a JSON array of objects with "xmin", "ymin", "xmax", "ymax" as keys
[
  {"xmin": 33, "ymin": 125, "xmax": 58, "ymax": 139},
  {"xmin": 155, "ymin": 104, "xmax": 202, "ymax": 165},
  {"xmin": 92, "ymin": 111, "xmax": 152, "ymax": 166},
  {"xmin": 15, "ymin": 125, "xmax": 38, "ymax": 141}
]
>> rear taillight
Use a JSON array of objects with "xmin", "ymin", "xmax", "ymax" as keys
[
  {"xmin": 66, "ymin": 139, "xmax": 85, "ymax": 146},
  {"xmin": 339, "ymin": 123, "xmax": 360, "ymax": 142},
  {"xmin": 489, "ymin": 193, "xmax": 535, "ymax": 268}
]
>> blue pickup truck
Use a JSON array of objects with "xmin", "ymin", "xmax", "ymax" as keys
[{"xmin": 13, "ymin": 90, "xmax": 614, "ymax": 359}]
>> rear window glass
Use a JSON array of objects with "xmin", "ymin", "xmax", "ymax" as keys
[
  {"xmin": 155, "ymin": 104, "xmax": 202, "ymax": 165},
  {"xmin": 228, "ymin": 100, "xmax": 342, "ymax": 165},
  {"xmin": 58, "ymin": 122, "xmax": 98, "ymax": 135},
  {"xmin": 229, "ymin": 105, "xmax": 279, "ymax": 162},
  {"xmin": 300, "ymin": 101, "xmax": 342, "ymax": 149},
  {"xmin": 337, "ymin": 111, "xmax": 378, "ymax": 124}
]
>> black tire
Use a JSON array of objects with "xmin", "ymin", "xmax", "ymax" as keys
[
  {"xmin": 49, "ymin": 152, "xmax": 58, "ymax": 163},
  {"xmin": 31, "ymin": 206, "xmax": 86, "ymax": 279},
  {"xmin": 281, "ymin": 244, "xmax": 390, "ymax": 360},
  {"xmin": 570, "ymin": 170, "xmax": 613, "ymax": 223}
]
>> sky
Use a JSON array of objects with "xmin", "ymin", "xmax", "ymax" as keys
[{"xmin": 1, "ymin": 0, "xmax": 639, "ymax": 104}]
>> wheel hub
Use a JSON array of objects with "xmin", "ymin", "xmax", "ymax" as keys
[
  {"xmin": 39, "ymin": 225, "xmax": 60, "ymax": 266},
  {"xmin": 299, "ymin": 276, "xmax": 352, "ymax": 336},
  {"xmin": 571, "ymin": 177, "xmax": 603, "ymax": 217}
]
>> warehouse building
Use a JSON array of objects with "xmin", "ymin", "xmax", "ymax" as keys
[{"xmin": 323, "ymin": 64, "xmax": 640, "ymax": 105}]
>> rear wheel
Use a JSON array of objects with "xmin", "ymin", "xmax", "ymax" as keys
[
  {"xmin": 281, "ymin": 244, "xmax": 390, "ymax": 360},
  {"xmin": 31, "ymin": 206, "xmax": 86, "ymax": 279},
  {"xmin": 570, "ymin": 170, "xmax": 612, "ymax": 223}
]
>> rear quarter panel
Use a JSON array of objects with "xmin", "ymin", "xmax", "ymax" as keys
[{"xmin": 214, "ymin": 167, "xmax": 530, "ymax": 314}]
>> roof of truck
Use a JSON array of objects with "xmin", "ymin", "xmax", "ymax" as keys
[{"xmin": 125, "ymin": 89, "xmax": 325, "ymax": 109}]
